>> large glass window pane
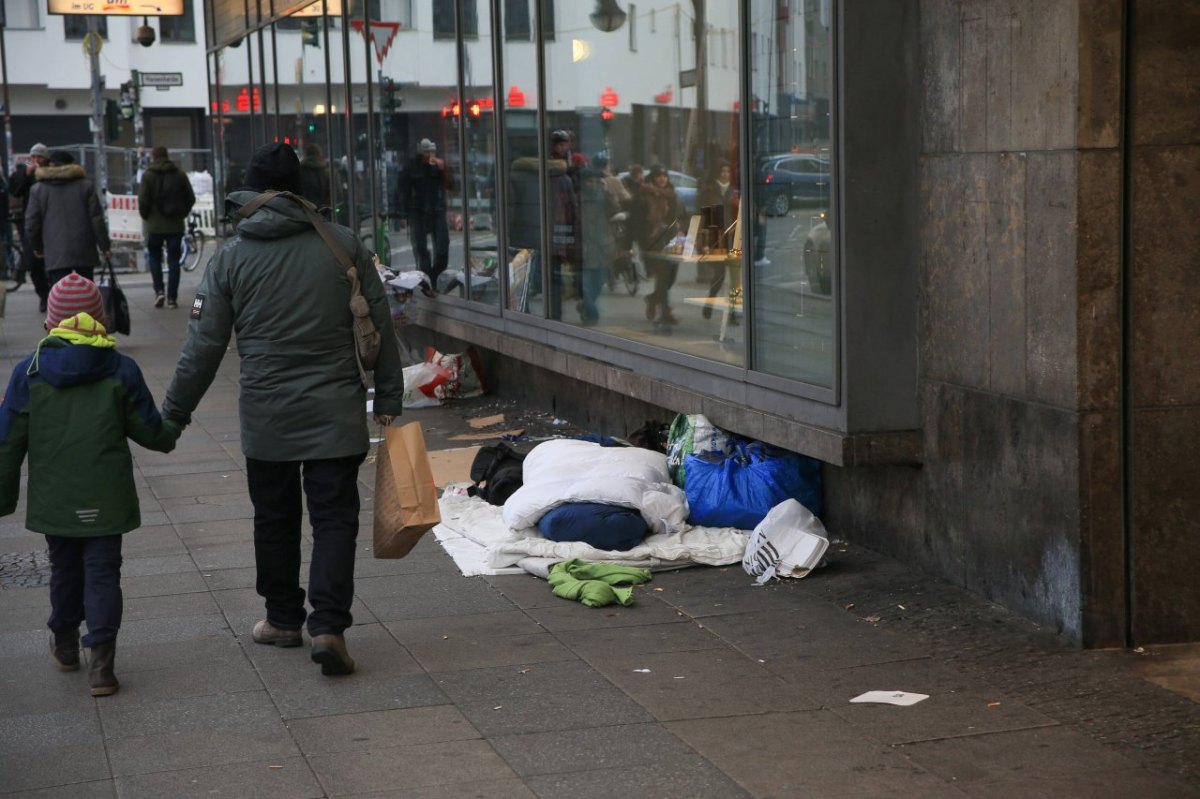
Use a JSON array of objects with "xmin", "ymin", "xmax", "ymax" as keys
[
  {"xmin": 215, "ymin": 40, "xmax": 259, "ymax": 201},
  {"xmin": 749, "ymin": 0, "xmax": 834, "ymax": 386},
  {"xmin": 540, "ymin": 2, "xmax": 742, "ymax": 366},
  {"xmin": 64, "ymin": 15, "xmax": 107, "ymax": 39},
  {"xmin": 456, "ymin": 1, "xmax": 499, "ymax": 306},
  {"xmin": 6, "ymin": 0, "xmax": 40, "ymax": 29},
  {"xmin": 501, "ymin": 1, "xmax": 541, "ymax": 315},
  {"xmin": 160, "ymin": 0, "xmax": 196, "ymax": 43}
]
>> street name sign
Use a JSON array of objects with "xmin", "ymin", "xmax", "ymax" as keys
[{"xmin": 139, "ymin": 72, "xmax": 184, "ymax": 88}]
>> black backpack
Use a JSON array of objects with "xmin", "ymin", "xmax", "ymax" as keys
[
  {"xmin": 467, "ymin": 440, "xmax": 537, "ymax": 506},
  {"xmin": 156, "ymin": 170, "xmax": 192, "ymax": 218}
]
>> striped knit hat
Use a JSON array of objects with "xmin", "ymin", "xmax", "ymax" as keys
[{"xmin": 45, "ymin": 272, "xmax": 106, "ymax": 330}]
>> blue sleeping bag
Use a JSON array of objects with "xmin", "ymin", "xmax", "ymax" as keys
[{"xmin": 537, "ymin": 503, "xmax": 650, "ymax": 552}]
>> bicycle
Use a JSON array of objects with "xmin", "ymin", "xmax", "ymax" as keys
[
  {"xmin": 359, "ymin": 212, "xmax": 393, "ymax": 268},
  {"xmin": 180, "ymin": 213, "xmax": 206, "ymax": 272}
]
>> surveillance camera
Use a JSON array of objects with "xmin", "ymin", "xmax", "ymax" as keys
[{"xmin": 135, "ymin": 24, "xmax": 156, "ymax": 48}]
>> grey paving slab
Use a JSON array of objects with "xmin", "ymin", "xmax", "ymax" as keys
[
  {"xmin": 253, "ymin": 626, "xmax": 447, "ymax": 720},
  {"xmin": 897, "ymin": 724, "xmax": 1167, "ymax": 785},
  {"xmin": 113, "ymin": 634, "xmax": 249, "ymax": 673},
  {"xmin": 120, "ymin": 570, "xmax": 209, "ymax": 599},
  {"xmin": 383, "ymin": 610, "xmax": 546, "ymax": 643},
  {"xmin": 435, "ymin": 660, "xmax": 653, "ymax": 737},
  {"xmin": 183, "ymin": 541, "xmax": 258, "ymax": 571},
  {"xmin": 489, "ymin": 722, "xmax": 699, "ymax": 778},
  {"xmin": 121, "ymin": 591, "xmax": 221, "ymax": 622},
  {"xmin": 174, "ymin": 519, "xmax": 255, "ymax": 541},
  {"xmin": 355, "ymin": 550, "xmax": 453, "ymax": 578},
  {"xmin": 116, "ymin": 613, "xmax": 234, "ymax": 647},
  {"xmin": 0, "ymin": 602, "xmax": 48, "ymax": 633},
  {"xmin": 286, "ymin": 705, "xmax": 477, "ymax": 755},
  {"xmin": 213, "ymin": 586, "xmax": 378, "ymax": 633},
  {"xmin": 113, "ymin": 757, "xmax": 323, "ymax": 799},
  {"xmin": 0, "ymin": 709, "xmax": 110, "ymax": 792},
  {"xmin": 0, "ymin": 780, "xmax": 117, "ymax": 798},
  {"xmin": 803, "ymin": 659, "xmax": 1060, "ymax": 745},
  {"xmin": 145, "ymin": 471, "xmax": 247, "ymax": 500},
  {"xmin": 650, "ymin": 564, "xmax": 817, "ymax": 616},
  {"xmin": 522, "ymin": 595, "xmax": 689, "ymax": 632},
  {"xmin": 0, "ymin": 628, "xmax": 52, "ymax": 660},
  {"xmin": 198, "ymin": 565, "xmax": 258, "ymax": 590},
  {"xmin": 484, "ymin": 574, "xmax": 565, "ymax": 609},
  {"xmin": 556, "ymin": 619, "xmax": 729, "ymax": 658},
  {"xmin": 136, "ymin": 457, "xmax": 241, "ymax": 478},
  {"xmin": 951, "ymin": 769, "xmax": 1196, "ymax": 799},
  {"xmin": 135, "ymin": 511, "xmax": 170, "ymax": 528},
  {"xmin": 0, "ymin": 585, "xmax": 49, "ymax": 610},
  {"xmin": 119, "ymin": 526, "xmax": 188, "ymax": 559},
  {"xmin": 119, "ymin": 553, "xmax": 197, "ymax": 578},
  {"xmin": 101, "ymin": 691, "xmax": 300, "ymax": 776},
  {"xmin": 0, "ymin": 654, "xmax": 99, "ymax": 717},
  {"xmin": 698, "ymin": 604, "xmax": 931, "ymax": 671},
  {"xmin": 355, "ymin": 571, "xmax": 516, "ymax": 622},
  {"xmin": 163, "ymin": 500, "xmax": 257, "ymax": 525},
  {"xmin": 306, "ymin": 739, "xmax": 518, "ymax": 796},
  {"xmin": 95, "ymin": 657, "xmax": 263, "ymax": 705},
  {"xmin": 341, "ymin": 778, "xmax": 536, "ymax": 799},
  {"xmin": 402, "ymin": 630, "xmax": 578, "ymax": 673},
  {"xmin": 668, "ymin": 710, "xmax": 959, "ymax": 799},
  {"xmin": 585, "ymin": 647, "xmax": 820, "ymax": 721},
  {"xmin": 524, "ymin": 754, "xmax": 752, "ymax": 799}
]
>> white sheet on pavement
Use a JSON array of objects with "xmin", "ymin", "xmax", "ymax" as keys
[{"xmin": 432, "ymin": 492, "xmax": 749, "ymax": 578}]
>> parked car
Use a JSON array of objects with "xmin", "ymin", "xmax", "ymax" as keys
[
  {"xmin": 618, "ymin": 169, "xmax": 698, "ymax": 215},
  {"xmin": 756, "ymin": 154, "xmax": 830, "ymax": 216}
]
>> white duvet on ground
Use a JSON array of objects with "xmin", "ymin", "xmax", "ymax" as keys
[{"xmin": 433, "ymin": 491, "xmax": 748, "ymax": 578}]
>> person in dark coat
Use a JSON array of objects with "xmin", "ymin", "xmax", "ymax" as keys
[
  {"xmin": 637, "ymin": 165, "xmax": 685, "ymax": 330},
  {"xmin": 394, "ymin": 139, "xmax": 449, "ymax": 284},
  {"xmin": 25, "ymin": 151, "xmax": 110, "ymax": 285},
  {"xmin": 8, "ymin": 143, "xmax": 52, "ymax": 310},
  {"xmin": 163, "ymin": 143, "xmax": 405, "ymax": 677},
  {"xmin": 0, "ymin": 274, "xmax": 181, "ymax": 697},
  {"xmin": 299, "ymin": 143, "xmax": 332, "ymax": 208},
  {"xmin": 696, "ymin": 159, "xmax": 738, "ymax": 317},
  {"xmin": 137, "ymin": 145, "xmax": 196, "ymax": 309}
]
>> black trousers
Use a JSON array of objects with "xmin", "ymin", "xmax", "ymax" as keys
[
  {"xmin": 146, "ymin": 232, "xmax": 183, "ymax": 302},
  {"xmin": 16, "ymin": 224, "xmax": 49, "ymax": 300},
  {"xmin": 45, "ymin": 534, "xmax": 123, "ymax": 648},
  {"xmin": 246, "ymin": 453, "xmax": 365, "ymax": 637},
  {"xmin": 409, "ymin": 213, "xmax": 449, "ymax": 284}
]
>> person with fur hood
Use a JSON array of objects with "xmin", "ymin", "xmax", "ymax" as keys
[
  {"xmin": 636, "ymin": 165, "xmax": 686, "ymax": 330},
  {"xmin": 25, "ymin": 150, "xmax": 110, "ymax": 286}
]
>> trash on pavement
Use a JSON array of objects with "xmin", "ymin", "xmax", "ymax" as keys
[
  {"xmin": 547, "ymin": 558, "xmax": 651, "ymax": 607},
  {"xmin": 849, "ymin": 691, "xmax": 929, "ymax": 707},
  {"xmin": 448, "ymin": 428, "xmax": 527, "ymax": 442},
  {"xmin": 742, "ymin": 499, "xmax": 830, "ymax": 585},
  {"xmin": 665, "ymin": 413, "xmax": 735, "ymax": 488},
  {"xmin": 685, "ymin": 441, "xmax": 823, "ymax": 529},
  {"xmin": 467, "ymin": 413, "xmax": 506, "ymax": 429}
]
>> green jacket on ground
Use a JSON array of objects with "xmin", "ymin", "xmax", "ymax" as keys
[
  {"xmin": 162, "ymin": 190, "xmax": 405, "ymax": 462},
  {"xmin": 0, "ymin": 315, "xmax": 181, "ymax": 536},
  {"xmin": 137, "ymin": 158, "xmax": 196, "ymax": 235}
]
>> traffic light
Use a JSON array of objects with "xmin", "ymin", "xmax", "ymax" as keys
[
  {"xmin": 104, "ymin": 99, "xmax": 121, "ymax": 141},
  {"xmin": 380, "ymin": 78, "xmax": 400, "ymax": 113},
  {"xmin": 301, "ymin": 20, "xmax": 320, "ymax": 48}
]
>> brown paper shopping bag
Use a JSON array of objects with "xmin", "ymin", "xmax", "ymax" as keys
[{"xmin": 373, "ymin": 422, "xmax": 441, "ymax": 558}]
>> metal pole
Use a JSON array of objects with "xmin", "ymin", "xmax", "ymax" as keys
[
  {"xmin": 0, "ymin": 24, "xmax": 14, "ymax": 176},
  {"xmin": 132, "ymin": 70, "xmax": 145, "ymax": 156},
  {"xmin": 87, "ymin": 16, "xmax": 108, "ymax": 194}
]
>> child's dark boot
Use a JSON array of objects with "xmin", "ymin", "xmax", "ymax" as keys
[
  {"xmin": 50, "ymin": 629, "xmax": 80, "ymax": 672},
  {"xmin": 88, "ymin": 642, "xmax": 119, "ymax": 697}
]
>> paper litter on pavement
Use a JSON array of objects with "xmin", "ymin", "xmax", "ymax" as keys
[{"xmin": 849, "ymin": 691, "xmax": 930, "ymax": 707}]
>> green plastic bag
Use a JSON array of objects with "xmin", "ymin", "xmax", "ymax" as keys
[{"xmin": 665, "ymin": 413, "xmax": 734, "ymax": 489}]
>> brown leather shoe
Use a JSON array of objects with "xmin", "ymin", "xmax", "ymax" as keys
[
  {"xmin": 252, "ymin": 620, "xmax": 303, "ymax": 648},
  {"xmin": 310, "ymin": 634, "xmax": 355, "ymax": 676}
]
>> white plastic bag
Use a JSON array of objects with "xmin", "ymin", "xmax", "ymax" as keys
[
  {"xmin": 742, "ymin": 499, "xmax": 829, "ymax": 585},
  {"xmin": 401, "ymin": 362, "xmax": 450, "ymax": 408}
]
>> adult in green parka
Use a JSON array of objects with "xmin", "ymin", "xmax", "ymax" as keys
[{"xmin": 163, "ymin": 143, "xmax": 405, "ymax": 676}]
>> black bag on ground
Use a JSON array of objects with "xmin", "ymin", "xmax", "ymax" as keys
[
  {"xmin": 467, "ymin": 440, "xmax": 537, "ymax": 506},
  {"xmin": 99, "ymin": 259, "xmax": 131, "ymax": 335}
]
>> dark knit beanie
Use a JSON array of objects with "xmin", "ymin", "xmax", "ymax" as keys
[{"xmin": 243, "ymin": 142, "xmax": 303, "ymax": 194}]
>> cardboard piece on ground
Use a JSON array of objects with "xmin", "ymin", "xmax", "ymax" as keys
[
  {"xmin": 427, "ymin": 446, "xmax": 481, "ymax": 488},
  {"xmin": 448, "ymin": 428, "xmax": 525, "ymax": 442},
  {"xmin": 467, "ymin": 413, "xmax": 506, "ymax": 429},
  {"xmin": 849, "ymin": 691, "xmax": 929, "ymax": 707}
]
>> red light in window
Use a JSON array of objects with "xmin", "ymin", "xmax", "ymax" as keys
[
  {"xmin": 469, "ymin": 102, "xmax": 481, "ymax": 117},
  {"xmin": 601, "ymin": 109, "xmax": 613, "ymax": 121},
  {"xmin": 764, "ymin": 174, "xmax": 773, "ymax": 184},
  {"xmin": 600, "ymin": 87, "xmax": 618, "ymax": 108},
  {"xmin": 507, "ymin": 85, "xmax": 526, "ymax": 107},
  {"xmin": 480, "ymin": 96, "xmax": 494, "ymax": 111}
]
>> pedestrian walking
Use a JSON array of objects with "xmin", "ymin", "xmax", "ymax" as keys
[
  {"xmin": 395, "ymin": 139, "xmax": 449, "ymax": 285},
  {"xmin": 299, "ymin": 143, "xmax": 333, "ymax": 208},
  {"xmin": 0, "ymin": 274, "xmax": 182, "ymax": 697},
  {"xmin": 25, "ymin": 150, "xmax": 110, "ymax": 286},
  {"xmin": 8, "ymin": 143, "xmax": 53, "ymax": 311},
  {"xmin": 137, "ymin": 145, "xmax": 196, "ymax": 309},
  {"xmin": 637, "ymin": 165, "xmax": 685, "ymax": 331},
  {"xmin": 162, "ymin": 142, "xmax": 406, "ymax": 677}
]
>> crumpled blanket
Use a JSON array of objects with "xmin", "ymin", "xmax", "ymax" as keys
[
  {"xmin": 502, "ymin": 440, "xmax": 689, "ymax": 534},
  {"xmin": 547, "ymin": 559, "xmax": 652, "ymax": 607}
]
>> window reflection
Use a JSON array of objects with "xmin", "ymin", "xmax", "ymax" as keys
[{"xmin": 749, "ymin": 0, "xmax": 834, "ymax": 387}]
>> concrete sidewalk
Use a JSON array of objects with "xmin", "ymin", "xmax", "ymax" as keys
[{"xmin": 0, "ymin": 268, "xmax": 1198, "ymax": 798}]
